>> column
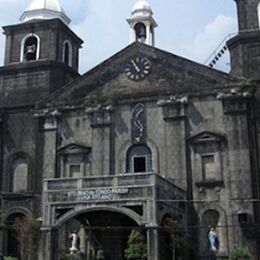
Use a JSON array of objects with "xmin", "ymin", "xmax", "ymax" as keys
[
  {"xmin": 145, "ymin": 24, "xmax": 151, "ymax": 45},
  {"xmin": 147, "ymin": 225, "xmax": 159, "ymax": 260},
  {"xmin": 130, "ymin": 26, "xmax": 136, "ymax": 44},
  {"xmin": 40, "ymin": 227, "xmax": 55, "ymax": 260}
]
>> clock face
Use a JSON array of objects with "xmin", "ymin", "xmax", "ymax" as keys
[{"xmin": 125, "ymin": 56, "xmax": 151, "ymax": 81}]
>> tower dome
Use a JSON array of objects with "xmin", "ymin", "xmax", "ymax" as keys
[
  {"xmin": 132, "ymin": 0, "xmax": 153, "ymax": 16},
  {"xmin": 20, "ymin": 0, "xmax": 71, "ymax": 25}
]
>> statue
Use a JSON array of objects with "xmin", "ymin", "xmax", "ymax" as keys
[
  {"xmin": 69, "ymin": 231, "xmax": 79, "ymax": 254},
  {"xmin": 78, "ymin": 224, "xmax": 88, "ymax": 254},
  {"xmin": 208, "ymin": 227, "xmax": 219, "ymax": 253}
]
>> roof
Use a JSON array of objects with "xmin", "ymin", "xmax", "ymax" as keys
[{"xmin": 20, "ymin": 0, "xmax": 70, "ymax": 25}]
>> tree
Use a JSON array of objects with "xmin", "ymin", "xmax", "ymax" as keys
[
  {"xmin": 12, "ymin": 216, "xmax": 41, "ymax": 260},
  {"xmin": 162, "ymin": 215, "xmax": 186, "ymax": 259},
  {"xmin": 230, "ymin": 246, "xmax": 251, "ymax": 260},
  {"xmin": 124, "ymin": 229, "xmax": 147, "ymax": 260}
]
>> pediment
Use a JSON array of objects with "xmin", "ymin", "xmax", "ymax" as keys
[
  {"xmin": 57, "ymin": 143, "xmax": 91, "ymax": 154},
  {"xmin": 43, "ymin": 42, "xmax": 236, "ymax": 107},
  {"xmin": 188, "ymin": 131, "xmax": 226, "ymax": 145}
]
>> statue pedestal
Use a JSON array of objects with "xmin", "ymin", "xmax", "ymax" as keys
[
  {"xmin": 69, "ymin": 247, "xmax": 78, "ymax": 254},
  {"xmin": 63, "ymin": 251, "xmax": 84, "ymax": 260}
]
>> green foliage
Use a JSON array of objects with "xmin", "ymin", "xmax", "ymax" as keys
[
  {"xmin": 12, "ymin": 216, "xmax": 41, "ymax": 260},
  {"xmin": 3, "ymin": 257, "xmax": 18, "ymax": 260},
  {"xmin": 230, "ymin": 246, "xmax": 251, "ymax": 260},
  {"xmin": 237, "ymin": 77, "xmax": 255, "ymax": 91},
  {"xmin": 124, "ymin": 229, "xmax": 147, "ymax": 260}
]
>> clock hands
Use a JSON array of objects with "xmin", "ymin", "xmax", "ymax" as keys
[{"xmin": 131, "ymin": 59, "xmax": 141, "ymax": 72}]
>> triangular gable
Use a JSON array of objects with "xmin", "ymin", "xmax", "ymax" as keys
[
  {"xmin": 40, "ymin": 42, "xmax": 237, "ymax": 107},
  {"xmin": 57, "ymin": 143, "xmax": 91, "ymax": 154},
  {"xmin": 188, "ymin": 131, "xmax": 226, "ymax": 144}
]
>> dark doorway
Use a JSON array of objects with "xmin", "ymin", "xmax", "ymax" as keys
[
  {"xmin": 4, "ymin": 213, "xmax": 26, "ymax": 259},
  {"xmin": 56, "ymin": 210, "xmax": 139, "ymax": 260}
]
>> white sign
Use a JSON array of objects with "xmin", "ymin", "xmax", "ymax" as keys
[{"xmin": 67, "ymin": 188, "xmax": 129, "ymax": 201}]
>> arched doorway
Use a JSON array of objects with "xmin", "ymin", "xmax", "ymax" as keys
[
  {"xmin": 55, "ymin": 210, "xmax": 140, "ymax": 260},
  {"xmin": 4, "ymin": 213, "xmax": 26, "ymax": 259},
  {"xmin": 200, "ymin": 209, "xmax": 220, "ymax": 260}
]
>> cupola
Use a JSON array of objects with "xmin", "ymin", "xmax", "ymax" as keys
[
  {"xmin": 20, "ymin": 0, "xmax": 71, "ymax": 25},
  {"xmin": 127, "ymin": 0, "xmax": 157, "ymax": 46}
]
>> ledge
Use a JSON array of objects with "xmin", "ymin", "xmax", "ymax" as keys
[{"xmin": 195, "ymin": 180, "xmax": 224, "ymax": 189}]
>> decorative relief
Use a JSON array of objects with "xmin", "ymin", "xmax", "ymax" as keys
[
  {"xmin": 157, "ymin": 96, "xmax": 188, "ymax": 120},
  {"xmin": 217, "ymin": 89, "xmax": 252, "ymax": 115},
  {"xmin": 157, "ymin": 96, "xmax": 188, "ymax": 106},
  {"xmin": 131, "ymin": 103, "xmax": 146, "ymax": 143},
  {"xmin": 34, "ymin": 108, "xmax": 61, "ymax": 130},
  {"xmin": 86, "ymin": 105, "xmax": 114, "ymax": 127}
]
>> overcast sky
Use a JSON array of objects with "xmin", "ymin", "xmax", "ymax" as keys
[{"xmin": 0, "ymin": 0, "xmax": 238, "ymax": 73}]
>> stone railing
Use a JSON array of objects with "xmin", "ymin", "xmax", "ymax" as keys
[
  {"xmin": 45, "ymin": 172, "xmax": 157, "ymax": 191},
  {"xmin": 43, "ymin": 173, "xmax": 185, "ymax": 204}
]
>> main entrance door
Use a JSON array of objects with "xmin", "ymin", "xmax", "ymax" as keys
[{"xmin": 55, "ymin": 210, "xmax": 140, "ymax": 260}]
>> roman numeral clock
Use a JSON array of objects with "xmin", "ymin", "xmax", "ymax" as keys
[{"xmin": 125, "ymin": 56, "xmax": 151, "ymax": 81}]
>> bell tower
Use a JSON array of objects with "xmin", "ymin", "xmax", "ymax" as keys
[
  {"xmin": 127, "ymin": 0, "xmax": 157, "ymax": 46},
  {"xmin": 3, "ymin": 0, "xmax": 83, "ymax": 71},
  {"xmin": 227, "ymin": 0, "xmax": 260, "ymax": 78},
  {"xmin": 0, "ymin": 0, "xmax": 83, "ymax": 106}
]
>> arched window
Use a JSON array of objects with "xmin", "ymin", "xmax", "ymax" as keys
[
  {"xmin": 11, "ymin": 157, "xmax": 28, "ymax": 192},
  {"xmin": 126, "ymin": 144, "xmax": 152, "ymax": 173},
  {"xmin": 63, "ymin": 40, "xmax": 72, "ymax": 67},
  {"xmin": 202, "ymin": 209, "xmax": 220, "ymax": 228},
  {"xmin": 20, "ymin": 34, "xmax": 40, "ymax": 62},
  {"xmin": 134, "ymin": 23, "xmax": 146, "ymax": 43}
]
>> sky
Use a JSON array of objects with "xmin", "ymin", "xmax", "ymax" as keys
[{"xmin": 0, "ymin": 0, "xmax": 238, "ymax": 74}]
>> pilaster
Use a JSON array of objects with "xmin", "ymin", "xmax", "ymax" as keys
[
  {"xmin": 218, "ymin": 90, "xmax": 255, "ymax": 250},
  {"xmin": 87, "ymin": 105, "xmax": 114, "ymax": 176},
  {"xmin": 42, "ymin": 116, "xmax": 59, "ymax": 179}
]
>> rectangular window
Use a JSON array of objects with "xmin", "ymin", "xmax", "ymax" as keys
[
  {"xmin": 69, "ymin": 165, "xmax": 81, "ymax": 178},
  {"xmin": 201, "ymin": 155, "xmax": 215, "ymax": 180},
  {"xmin": 133, "ymin": 157, "xmax": 146, "ymax": 173}
]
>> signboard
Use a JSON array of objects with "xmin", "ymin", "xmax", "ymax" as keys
[{"xmin": 68, "ymin": 188, "xmax": 129, "ymax": 201}]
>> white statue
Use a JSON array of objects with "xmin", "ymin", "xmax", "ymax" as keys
[
  {"xmin": 78, "ymin": 224, "xmax": 88, "ymax": 254},
  {"xmin": 69, "ymin": 231, "xmax": 78, "ymax": 254}
]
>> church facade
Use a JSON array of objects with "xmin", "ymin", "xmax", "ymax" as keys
[{"xmin": 0, "ymin": 0, "xmax": 260, "ymax": 259}]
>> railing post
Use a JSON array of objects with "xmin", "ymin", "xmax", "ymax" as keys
[{"xmin": 77, "ymin": 178, "xmax": 83, "ymax": 189}]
